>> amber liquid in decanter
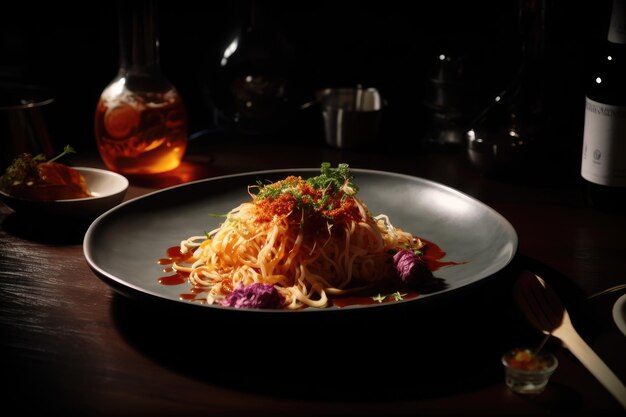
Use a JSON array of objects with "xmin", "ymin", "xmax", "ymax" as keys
[{"xmin": 95, "ymin": 86, "xmax": 187, "ymax": 175}]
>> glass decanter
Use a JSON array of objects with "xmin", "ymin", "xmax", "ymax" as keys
[
  {"xmin": 466, "ymin": 0, "xmax": 547, "ymax": 178},
  {"xmin": 95, "ymin": 0, "xmax": 188, "ymax": 175},
  {"xmin": 204, "ymin": 1, "xmax": 294, "ymax": 137}
]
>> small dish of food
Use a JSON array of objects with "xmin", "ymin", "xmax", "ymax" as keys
[{"xmin": 0, "ymin": 146, "xmax": 128, "ymax": 220}]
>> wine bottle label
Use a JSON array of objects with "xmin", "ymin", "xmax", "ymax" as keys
[{"xmin": 581, "ymin": 98, "xmax": 626, "ymax": 187}]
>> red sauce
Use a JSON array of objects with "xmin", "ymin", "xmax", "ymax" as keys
[
  {"xmin": 157, "ymin": 246, "xmax": 193, "ymax": 285},
  {"xmin": 179, "ymin": 293, "xmax": 199, "ymax": 301},
  {"xmin": 180, "ymin": 286, "xmax": 207, "ymax": 303},
  {"xmin": 157, "ymin": 272, "xmax": 187, "ymax": 286},
  {"xmin": 166, "ymin": 246, "xmax": 193, "ymax": 263},
  {"xmin": 421, "ymin": 239, "xmax": 465, "ymax": 271}
]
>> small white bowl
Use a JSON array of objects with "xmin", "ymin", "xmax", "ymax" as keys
[
  {"xmin": 0, "ymin": 167, "xmax": 129, "ymax": 220},
  {"xmin": 613, "ymin": 293, "xmax": 626, "ymax": 337}
]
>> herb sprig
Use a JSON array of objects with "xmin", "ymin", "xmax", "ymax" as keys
[
  {"xmin": 47, "ymin": 145, "xmax": 76, "ymax": 163},
  {"xmin": 306, "ymin": 162, "xmax": 358, "ymax": 195}
]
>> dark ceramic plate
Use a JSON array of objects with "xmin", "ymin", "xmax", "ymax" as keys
[{"xmin": 83, "ymin": 168, "xmax": 517, "ymax": 313}]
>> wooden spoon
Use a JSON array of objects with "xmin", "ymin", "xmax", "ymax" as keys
[{"xmin": 515, "ymin": 271, "xmax": 626, "ymax": 409}]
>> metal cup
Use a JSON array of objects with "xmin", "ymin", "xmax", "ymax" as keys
[
  {"xmin": 0, "ymin": 84, "xmax": 55, "ymax": 170},
  {"xmin": 318, "ymin": 87, "xmax": 383, "ymax": 149}
]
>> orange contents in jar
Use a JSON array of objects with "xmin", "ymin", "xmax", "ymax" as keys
[
  {"xmin": 504, "ymin": 348, "xmax": 550, "ymax": 371},
  {"xmin": 95, "ymin": 87, "xmax": 188, "ymax": 175}
]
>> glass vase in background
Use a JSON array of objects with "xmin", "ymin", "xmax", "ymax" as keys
[
  {"xmin": 422, "ymin": 49, "xmax": 482, "ymax": 152},
  {"xmin": 466, "ymin": 0, "xmax": 547, "ymax": 178},
  {"xmin": 0, "ymin": 83, "xmax": 56, "ymax": 170},
  {"xmin": 203, "ymin": 1, "xmax": 294, "ymax": 138},
  {"xmin": 95, "ymin": 0, "xmax": 188, "ymax": 175}
]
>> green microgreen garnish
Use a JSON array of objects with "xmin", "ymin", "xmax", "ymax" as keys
[
  {"xmin": 306, "ymin": 162, "xmax": 358, "ymax": 195},
  {"xmin": 391, "ymin": 291, "xmax": 408, "ymax": 301},
  {"xmin": 402, "ymin": 243, "xmax": 423, "ymax": 255},
  {"xmin": 207, "ymin": 212, "xmax": 228, "ymax": 218},
  {"xmin": 47, "ymin": 145, "xmax": 76, "ymax": 163},
  {"xmin": 371, "ymin": 291, "xmax": 409, "ymax": 303},
  {"xmin": 371, "ymin": 294, "xmax": 386, "ymax": 303}
]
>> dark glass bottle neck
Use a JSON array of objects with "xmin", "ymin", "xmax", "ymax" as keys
[
  {"xmin": 117, "ymin": 0, "xmax": 160, "ymax": 72},
  {"xmin": 511, "ymin": 0, "xmax": 546, "ymax": 110},
  {"xmin": 517, "ymin": 0, "xmax": 546, "ymax": 65},
  {"xmin": 608, "ymin": 0, "xmax": 625, "ymax": 44}
]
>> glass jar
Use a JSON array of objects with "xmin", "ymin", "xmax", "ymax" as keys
[{"xmin": 95, "ymin": 0, "xmax": 188, "ymax": 175}]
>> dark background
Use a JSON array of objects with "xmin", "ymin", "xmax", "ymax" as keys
[{"xmin": 0, "ymin": 0, "xmax": 613, "ymax": 157}]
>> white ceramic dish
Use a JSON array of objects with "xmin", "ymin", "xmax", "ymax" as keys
[
  {"xmin": 0, "ymin": 167, "xmax": 129, "ymax": 219},
  {"xmin": 613, "ymin": 293, "xmax": 626, "ymax": 337}
]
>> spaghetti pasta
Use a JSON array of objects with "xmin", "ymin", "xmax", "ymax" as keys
[{"xmin": 172, "ymin": 163, "xmax": 433, "ymax": 309}]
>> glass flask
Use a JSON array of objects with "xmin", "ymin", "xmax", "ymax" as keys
[
  {"xmin": 466, "ymin": 0, "xmax": 546, "ymax": 178},
  {"xmin": 204, "ymin": 1, "xmax": 294, "ymax": 137},
  {"xmin": 95, "ymin": 0, "xmax": 188, "ymax": 175}
]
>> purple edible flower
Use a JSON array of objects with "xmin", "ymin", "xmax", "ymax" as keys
[
  {"xmin": 221, "ymin": 283, "xmax": 285, "ymax": 309},
  {"xmin": 393, "ymin": 249, "xmax": 433, "ymax": 286}
]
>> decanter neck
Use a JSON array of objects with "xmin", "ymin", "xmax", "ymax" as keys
[
  {"xmin": 117, "ymin": 0, "xmax": 160, "ymax": 73},
  {"xmin": 517, "ymin": 0, "xmax": 546, "ymax": 66}
]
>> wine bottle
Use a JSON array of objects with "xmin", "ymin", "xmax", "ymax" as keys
[{"xmin": 581, "ymin": 0, "xmax": 626, "ymax": 212}]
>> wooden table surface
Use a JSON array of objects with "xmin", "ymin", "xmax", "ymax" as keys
[{"xmin": 1, "ymin": 139, "xmax": 625, "ymax": 416}]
